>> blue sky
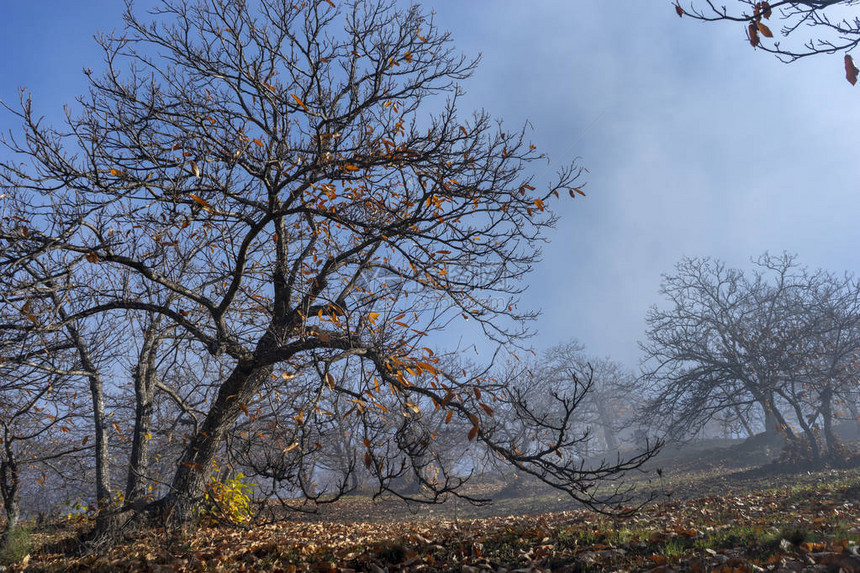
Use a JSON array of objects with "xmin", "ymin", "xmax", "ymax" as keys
[{"xmin": 2, "ymin": 1, "xmax": 858, "ymax": 369}]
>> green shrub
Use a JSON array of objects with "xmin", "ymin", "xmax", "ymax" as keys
[{"xmin": 0, "ymin": 526, "xmax": 32, "ymax": 566}]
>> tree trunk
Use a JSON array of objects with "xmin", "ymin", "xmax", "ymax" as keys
[
  {"xmin": 819, "ymin": 387, "xmax": 841, "ymax": 460},
  {"xmin": 126, "ymin": 317, "xmax": 161, "ymax": 506},
  {"xmin": 164, "ymin": 362, "xmax": 271, "ymax": 524},
  {"xmin": 0, "ymin": 443, "xmax": 20, "ymax": 546},
  {"xmin": 594, "ymin": 393, "xmax": 618, "ymax": 453},
  {"xmin": 65, "ymin": 324, "xmax": 111, "ymax": 519}
]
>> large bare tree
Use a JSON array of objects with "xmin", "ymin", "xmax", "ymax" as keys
[{"xmin": 1, "ymin": 0, "xmax": 656, "ymax": 525}]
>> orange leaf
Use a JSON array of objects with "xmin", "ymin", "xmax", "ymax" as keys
[
  {"xmin": 445, "ymin": 409, "xmax": 454, "ymax": 424},
  {"xmin": 291, "ymin": 93, "xmax": 309, "ymax": 111},
  {"xmin": 325, "ymin": 372, "xmax": 335, "ymax": 389},
  {"xmin": 467, "ymin": 425, "xmax": 478, "ymax": 442},
  {"xmin": 239, "ymin": 402, "xmax": 249, "ymax": 415},
  {"xmin": 189, "ymin": 194, "xmax": 214, "ymax": 213},
  {"xmin": 367, "ymin": 311, "xmax": 380, "ymax": 325},
  {"xmin": 459, "ymin": 126, "xmax": 468, "ymax": 136},
  {"xmin": 343, "ymin": 164, "xmax": 360, "ymax": 171},
  {"xmin": 756, "ymin": 22, "xmax": 773, "ymax": 38},
  {"xmin": 109, "ymin": 168, "xmax": 123, "ymax": 176},
  {"xmin": 845, "ymin": 54, "xmax": 858, "ymax": 85},
  {"xmin": 252, "ymin": 138, "xmax": 264, "ymax": 147}
]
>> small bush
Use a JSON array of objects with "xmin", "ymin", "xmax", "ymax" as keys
[
  {"xmin": 202, "ymin": 473, "xmax": 253, "ymax": 526},
  {"xmin": 0, "ymin": 526, "xmax": 32, "ymax": 566}
]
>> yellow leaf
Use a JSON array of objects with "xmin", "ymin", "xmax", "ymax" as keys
[{"xmin": 367, "ymin": 312, "xmax": 380, "ymax": 325}]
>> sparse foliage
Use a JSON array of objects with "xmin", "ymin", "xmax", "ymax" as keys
[
  {"xmin": 0, "ymin": 0, "xmax": 657, "ymax": 527},
  {"xmin": 674, "ymin": 1, "xmax": 860, "ymax": 82}
]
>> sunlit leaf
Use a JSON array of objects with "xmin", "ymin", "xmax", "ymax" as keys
[
  {"xmin": 367, "ymin": 311, "xmax": 380, "ymax": 325},
  {"xmin": 189, "ymin": 194, "xmax": 214, "ymax": 213},
  {"xmin": 291, "ymin": 93, "xmax": 310, "ymax": 111}
]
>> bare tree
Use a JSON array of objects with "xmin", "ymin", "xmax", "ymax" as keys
[
  {"xmin": 673, "ymin": 0, "xmax": 860, "ymax": 82},
  {"xmin": 641, "ymin": 252, "xmax": 860, "ymax": 463},
  {"xmin": 1, "ymin": 0, "xmax": 655, "ymax": 525}
]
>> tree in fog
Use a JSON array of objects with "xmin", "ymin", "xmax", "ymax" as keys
[
  {"xmin": 0, "ymin": 0, "xmax": 657, "ymax": 526},
  {"xmin": 673, "ymin": 0, "xmax": 860, "ymax": 84},
  {"xmin": 641, "ymin": 253, "xmax": 860, "ymax": 463}
]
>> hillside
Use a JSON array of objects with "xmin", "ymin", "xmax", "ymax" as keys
[{"xmin": 4, "ymin": 441, "xmax": 859, "ymax": 572}]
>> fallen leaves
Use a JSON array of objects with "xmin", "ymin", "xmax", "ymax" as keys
[{"xmin": 17, "ymin": 466, "xmax": 860, "ymax": 572}]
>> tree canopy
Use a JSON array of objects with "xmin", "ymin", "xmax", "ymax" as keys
[{"xmin": 0, "ymin": 0, "xmax": 654, "ymax": 532}]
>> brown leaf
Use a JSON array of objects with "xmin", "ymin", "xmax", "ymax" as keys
[
  {"xmin": 85, "ymin": 252, "xmax": 99, "ymax": 263},
  {"xmin": 467, "ymin": 424, "xmax": 478, "ymax": 442},
  {"xmin": 845, "ymin": 54, "xmax": 858, "ymax": 85},
  {"xmin": 748, "ymin": 23, "xmax": 760, "ymax": 47},
  {"xmin": 675, "ymin": 3, "xmax": 683, "ymax": 17},
  {"xmin": 762, "ymin": 1, "xmax": 772, "ymax": 18},
  {"xmin": 756, "ymin": 22, "xmax": 773, "ymax": 38}
]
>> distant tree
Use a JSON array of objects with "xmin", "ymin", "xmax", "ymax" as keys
[
  {"xmin": 641, "ymin": 253, "xmax": 860, "ymax": 463},
  {"xmin": 0, "ymin": 0, "xmax": 654, "ymax": 526},
  {"xmin": 673, "ymin": 1, "xmax": 860, "ymax": 83}
]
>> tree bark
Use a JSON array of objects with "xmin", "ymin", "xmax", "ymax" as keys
[
  {"xmin": 126, "ymin": 316, "xmax": 162, "ymax": 506},
  {"xmin": 164, "ymin": 361, "xmax": 272, "ymax": 524},
  {"xmin": 0, "ymin": 441, "xmax": 20, "ymax": 545}
]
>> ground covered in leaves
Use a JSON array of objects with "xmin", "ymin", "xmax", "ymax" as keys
[{"xmin": 7, "ymin": 449, "xmax": 860, "ymax": 572}]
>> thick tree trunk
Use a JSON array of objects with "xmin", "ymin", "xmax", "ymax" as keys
[
  {"xmin": 0, "ymin": 446, "xmax": 20, "ymax": 545},
  {"xmin": 164, "ymin": 362, "xmax": 272, "ymax": 524},
  {"xmin": 126, "ymin": 318, "xmax": 161, "ymax": 506}
]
